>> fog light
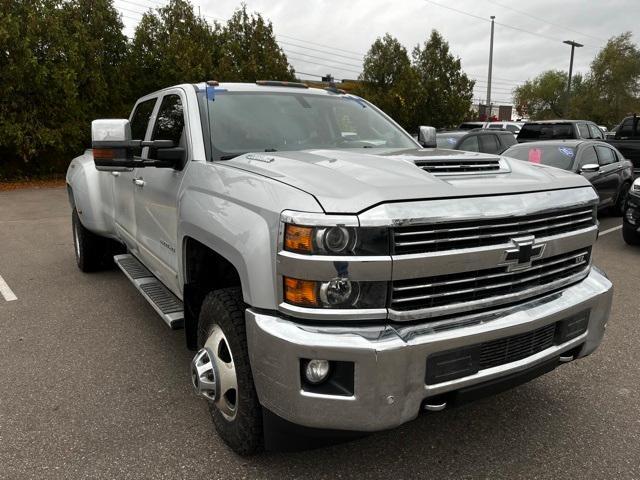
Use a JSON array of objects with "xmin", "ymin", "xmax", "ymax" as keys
[
  {"xmin": 320, "ymin": 278, "xmax": 359, "ymax": 306},
  {"xmin": 304, "ymin": 359, "xmax": 330, "ymax": 384}
]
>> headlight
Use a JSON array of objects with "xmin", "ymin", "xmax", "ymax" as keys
[
  {"xmin": 283, "ymin": 276, "xmax": 387, "ymax": 308},
  {"xmin": 632, "ymin": 178, "xmax": 640, "ymax": 192},
  {"xmin": 284, "ymin": 223, "xmax": 389, "ymax": 255}
]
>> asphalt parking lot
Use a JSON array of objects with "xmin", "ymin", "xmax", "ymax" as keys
[{"xmin": 1, "ymin": 186, "xmax": 639, "ymax": 480}]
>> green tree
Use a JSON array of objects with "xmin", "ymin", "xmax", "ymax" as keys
[
  {"xmin": 356, "ymin": 34, "xmax": 419, "ymax": 129},
  {"xmin": 513, "ymin": 70, "xmax": 568, "ymax": 119},
  {"xmin": 217, "ymin": 5, "xmax": 294, "ymax": 82},
  {"xmin": 584, "ymin": 32, "xmax": 640, "ymax": 125},
  {"xmin": 0, "ymin": 0, "xmax": 83, "ymax": 174},
  {"xmin": 127, "ymin": 0, "xmax": 218, "ymax": 100},
  {"xmin": 411, "ymin": 30, "xmax": 475, "ymax": 129}
]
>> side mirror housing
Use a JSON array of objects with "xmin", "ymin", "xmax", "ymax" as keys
[
  {"xmin": 91, "ymin": 119, "xmax": 178, "ymax": 170},
  {"xmin": 91, "ymin": 119, "xmax": 136, "ymax": 171},
  {"xmin": 418, "ymin": 126, "xmax": 437, "ymax": 148},
  {"xmin": 580, "ymin": 163, "xmax": 600, "ymax": 173}
]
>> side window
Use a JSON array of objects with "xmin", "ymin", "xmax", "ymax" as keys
[
  {"xmin": 588, "ymin": 124, "xmax": 604, "ymax": 139},
  {"xmin": 595, "ymin": 146, "xmax": 616, "ymax": 165},
  {"xmin": 577, "ymin": 123, "xmax": 590, "ymax": 138},
  {"xmin": 618, "ymin": 118, "xmax": 634, "ymax": 137},
  {"xmin": 479, "ymin": 134, "xmax": 500, "ymax": 154},
  {"xmin": 500, "ymin": 133, "xmax": 517, "ymax": 149},
  {"xmin": 129, "ymin": 98, "xmax": 156, "ymax": 156},
  {"xmin": 458, "ymin": 135, "xmax": 479, "ymax": 152},
  {"xmin": 150, "ymin": 94, "xmax": 185, "ymax": 159},
  {"xmin": 579, "ymin": 146, "xmax": 598, "ymax": 167},
  {"xmin": 506, "ymin": 124, "xmax": 519, "ymax": 133}
]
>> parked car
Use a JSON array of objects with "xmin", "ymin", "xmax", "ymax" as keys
[
  {"xmin": 623, "ymin": 178, "xmax": 640, "ymax": 245},
  {"xmin": 66, "ymin": 81, "xmax": 612, "ymax": 455},
  {"xmin": 605, "ymin": 115, "xmax": 640, "ymax": 174},
  {"xmin": 502, "ymin": 140, "xmax": 633, "ymax": 214},
  {"xmin": 436, "ymin": 129, "xmax": 517, "ymax": 154},
  {"xmin": 517, "ymin": 120, "xmax": 605, "ymax": 143},
  {"xmin": 457, "ymin": 121, "xmax": 485, "ymax": 130},
  {"xmin": 483, "ymin": 121, "xmax": 523, "ymax": 134}
]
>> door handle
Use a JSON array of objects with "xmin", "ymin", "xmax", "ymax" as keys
[
  {"xmin": 111, "ymin": 171, "xmax": 120, "ymax": 177},
  {"xmin": 133, "ymin": 178, "xmax": 145, "ymax": 187}
]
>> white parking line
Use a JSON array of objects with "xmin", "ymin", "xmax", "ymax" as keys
[
  {"xmin": 0, "ymin": 274, "xmax": 17, "ymax": 301},
  {"xmin": 600, "ymin": 225, "xmax": 622, "ymax": 236}
]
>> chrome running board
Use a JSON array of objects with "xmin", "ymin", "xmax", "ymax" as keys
[{"xmin": 114, "ymin": 254, "xmax": 184, "ymax": 329}]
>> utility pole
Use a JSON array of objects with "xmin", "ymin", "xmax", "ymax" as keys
[
  {"xmin": 486, "ymin": 16, "xmax": 495, "ymax": 119},
  {"xmin": 563, "ymin": 40, "xmax": 583, "ymax": 116}
]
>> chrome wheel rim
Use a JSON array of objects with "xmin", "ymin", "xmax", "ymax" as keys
[{"xmin": 203, "ymin": 325, "xmax": 238, "ymax": 421}]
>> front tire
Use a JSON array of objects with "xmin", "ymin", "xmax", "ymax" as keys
[
  {"xmin": 623, "ymin": 222, "xmax": 640, "ymax": 246},
  {"xmin": 197, "ymin": 287, "xmax": 263, "ymax": 455},
  {"xmin": 613, "ymin": 183, "xmax": 631, "ymax": 216},
  {"xmin": 72, "ymin": 208, "xmax": 110, "ymax": 272}
]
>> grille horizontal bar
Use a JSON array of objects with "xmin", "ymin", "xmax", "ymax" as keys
[
  {"xmin": 393, "ymin": 207, "xmax": 595, "ymax": 254},
  {"xmin": 391, "ymin": 249, "xmax": 591, "ymax": 312}
]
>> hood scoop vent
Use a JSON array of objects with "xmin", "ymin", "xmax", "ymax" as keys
[{"xmin": 414, "ymin": 157, "xmax": 508, "ymax": 175}]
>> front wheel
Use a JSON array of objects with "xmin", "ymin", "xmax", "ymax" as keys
[
  {"xmin": 194, "ymin": 287, "xmax": 263, "ymax": 455},
  {"xmin": 622, "ymin": 222, "xmax": 640, "ymax": 246},
  {"xmin": 72, "ymin": 208, "xmax": 109, "ymax": 272},
  {"xmin": 613, "ymin": 183, "xmax": 631, "ymax": 216}
]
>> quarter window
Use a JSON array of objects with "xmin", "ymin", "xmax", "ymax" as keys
[{"xmin": 129, "ymin": 98, "xmax": 156, "ymax": 156}]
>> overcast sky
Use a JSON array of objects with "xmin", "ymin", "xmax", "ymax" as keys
[{"xmin": 119, "ymin": 0, "xmax": 640, "ymax": 105}]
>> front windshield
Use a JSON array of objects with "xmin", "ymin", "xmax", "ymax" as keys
[
  {"xmin": 503, "ymin": 144, "xmax": 577, "ymax": 170},
  {"xmin": 206, "ymin": 91, "xmax": 417, "ymax": 159}
]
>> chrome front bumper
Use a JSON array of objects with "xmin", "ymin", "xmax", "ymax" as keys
[{"xmin": 246, "ymin": 267, "xmax": 612, "ymax": 432}]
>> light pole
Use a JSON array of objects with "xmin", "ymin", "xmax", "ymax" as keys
[
  {"xmin": 486, "ymin": 16, "xmax": 495, "ymax": 119},
  {"xmin": 563, "ymin": 40, "xmax": 583, "ymax": 116}
]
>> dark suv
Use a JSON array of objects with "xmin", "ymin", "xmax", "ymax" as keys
[
  {"xmin": 517, "ymin": 120, "xmax": 605, "ymax": 143},
  {"xmin": 436, "ymin": 129, "xmax": 517, "ymax": 154}
]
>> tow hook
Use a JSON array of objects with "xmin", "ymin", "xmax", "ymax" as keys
[{"xmin": 191, "ymin": 348, "xmax": 218, "ymax": 401}]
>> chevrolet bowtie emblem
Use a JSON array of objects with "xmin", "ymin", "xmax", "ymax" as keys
[{"xmin": 502, "ymin": 235, "xmax": 546, "ymax": 271}]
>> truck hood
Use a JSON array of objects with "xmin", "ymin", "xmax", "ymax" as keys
[{"xmin": 224, "ymin": 148, "xmax": 592, "ymax": 214}]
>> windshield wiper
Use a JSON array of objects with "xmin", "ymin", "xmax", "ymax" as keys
[{"xmin": 264, "ymin": 148, "xmax": 278, "ymax": 152}]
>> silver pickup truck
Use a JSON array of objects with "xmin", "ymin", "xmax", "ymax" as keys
[{"xmin": 66, "ymin": 81, "xmax": 613, "ymax": 455}]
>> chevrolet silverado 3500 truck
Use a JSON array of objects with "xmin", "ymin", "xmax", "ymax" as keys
[{"xmin": 66, "ymin": 81, "xmax": 613, "ymax": 455}]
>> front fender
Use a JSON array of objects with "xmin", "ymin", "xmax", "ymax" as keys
[
  {"xmin": 66, "ymin": 150, "xmax": 116, "ymax": 237},
  {"xmin": 178, "ymin": 162, "xmax": 322, "ymax": 309}
]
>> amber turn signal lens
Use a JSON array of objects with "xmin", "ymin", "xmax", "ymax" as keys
[
  {"xmin": 283, "ymin": 277, "xmax": 318, "ymax": 307},
  {"xmin": 284, "ymin": 225, "xmax": 313, "ymax": 253},
  {"xmin": 92, "ymin": 148, "xmax": 114, "ymax": 160}
]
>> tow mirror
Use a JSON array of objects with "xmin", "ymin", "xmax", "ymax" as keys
[
  {"xmin": 91, "ymin": 119, "xmax": 135, "ymax": 171},
  {"xmin": 580, "ymin": 163, "xmax": 600, "ymax": 173},
  {"xmin": 418, "ymin": 126, "xmax": 437, "ymax": 148},
  {"xmin": 91, "ymin": 119, "xmax": 177, "ymax": 170}
]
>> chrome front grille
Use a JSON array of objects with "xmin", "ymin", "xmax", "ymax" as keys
[
  {"xmin": 391, "ymin": 248, "xmax": 591, "ymax": 313},
  {"xmin": 393, "ymin": 206, "xmax": 595, "ymax": 255},
  {"xmin": 415, "ymin": 158, "xmax": 501, "ymax": 174}
]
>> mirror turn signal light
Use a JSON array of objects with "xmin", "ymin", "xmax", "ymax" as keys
[
  {"xmin": 284, "ymin": 225, "xmax": 313, "ymax": 253},
  {"xmin": 92, "ymin": 148, "xmax": 114, "ymax": 160},
  {"xmin": 283, "ymin": 277, "xmax": 318, "ymax": 307}
]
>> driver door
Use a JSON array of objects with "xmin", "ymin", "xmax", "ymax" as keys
[
  {"xmin": 133, "ymin": 90, "xmax": 188, "ymax": 296},
  {"xmin": 113, "ymin": 97, "xmax": 157, "ymax": 252}
]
